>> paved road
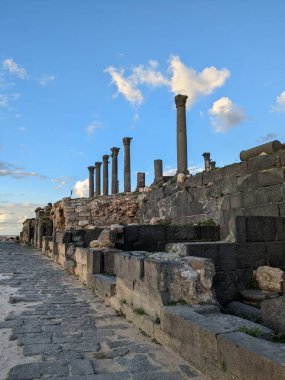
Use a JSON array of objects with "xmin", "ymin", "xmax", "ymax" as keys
[{"xmin": 0, "ymin": 243, "xmax": 205, "ymax": 380}]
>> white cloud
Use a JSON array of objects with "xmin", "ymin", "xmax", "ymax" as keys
[
  {"xmin": 209, "ymin": 97, "xmax": 246, "ymax": 133},
  {"xmin": 37, "ymin": 74, "xmax": 56, "ymax": 86},
  {"xmin": 0, "ymin": 161, "xmax": 47, "ymax": 179},
  {"xmin": 0, "ymin": 202, "xmax": 42, "ymax": 235},
  {"xmin": 271, "ymin": 91, "xmax": 285, "ymax": 113},
  {"xmin": 105, "ymin": 56, "xmax": 230, "ymax": 108},
  {"xmin": 52, "ymin": 176, "xmax": 74, "ymax": 190},
  {"xmin": 85, "ymin": 121, "xmax": 102, "ymax": 136},
  {"xmin": 163, "ymin": 166, "xmax": 203, "ymax": 176},
  {"xmin": 257, "ymin": 133, "xmax": 278, "ymax": 143},
  {"xmin": 0, "ymin": 93, "xmax": 20, "ymax": 108},
  {"xmin": 3, "ymin": 58, "xmax": 26, "ymax": 79},
  {"xmin": 73, "ymin": 178, "xmax": 89, "ymax": 198},
  {"xmin": 105, "ymin": 66, "xmax": 143, "ymax": 105},
  {"xmin": 169, "ymin": 56, "xmax": 230, "ymax": 108}
]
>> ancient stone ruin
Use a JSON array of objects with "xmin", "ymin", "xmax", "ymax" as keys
[{"xmin": 20, "ymin": 94, "xmax": 285, "ymax": 379}]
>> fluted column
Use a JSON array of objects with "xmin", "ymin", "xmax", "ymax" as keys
[
  {"xmin": 154, "ymin": 159, "xmax": 163, "ymax": 182},
  {"xmin": 87, "ymin": 166, "xmax": 95, "ymax": 198},
  {"xmin": 123, "ymin": 137, "xmax": 132, "ymax": 193},
  {"xmin": 202, "ymin": 152, "xmax": 211, "ymax": 172},
  {"xmin": 102, "ymin": 155, "xmax": 109, "ymax": 196},
  {"xmin": 175, "ymin": 94, "xmax": 189, "ymax": 174},
  {"xmin": 111, "ymin": 147, "xmax": 120, "ymax": 194},
  {"xmin": 95, "ymin": 162, "xmax": 102, "ymax": 196}
]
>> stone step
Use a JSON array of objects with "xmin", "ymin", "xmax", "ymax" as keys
[
  {"xmin": 86, "ymin": 274, "xmax": 116, "ymax": 298},
  {"xmin": 224, "ymin": 301, "xmax": 262, "ymax": 322},
  {"xmin": 240, "ymin": 289, "xmax": 279, "ymax": 307}
]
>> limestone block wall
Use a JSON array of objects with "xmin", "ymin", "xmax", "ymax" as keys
[
  {"xmin": 138, "ymin": 151, "xmax": 285, "ymax": 240},
  {"xmin": 51, "ymin": 193, "xmax": 140, "ymax": 230}
]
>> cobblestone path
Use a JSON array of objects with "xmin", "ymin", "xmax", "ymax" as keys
[{"xmin": 0, "ymin": 243, "xmax": 205, "ymax": 380}]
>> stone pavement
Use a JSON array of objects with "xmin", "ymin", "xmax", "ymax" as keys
[{"xmin": 0, "ymin": 243, "xmax": 205, "ymax": 380}]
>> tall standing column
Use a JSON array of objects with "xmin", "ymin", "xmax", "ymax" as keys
[
  {"xmin": 154, "ymin": 159, "xmax": 163, "ymax": 182},
  {"xmin": 87, "ymin": 166, "xmax": 95, "ymax": 198},
  {"xmin": 210, "ymin": 161, "xmax": 216, "ymax": 171},
  {"xmin": 95, "ymin": 162, "xmax": 102, "ymax": 196},
  {"xmin": 123, "ymin": 137, "xmax": 132, "ymax": 192},
  {"xmin": 111, "ymin": 147, "xmax": 120, "ymax": 194},
  {"xmin": 102, "ymin": 155, "xmax": 109, "ymax": 196},
  {"xmin": 175, "ymin": 94, "xmax": 189, "ymax": 174},
  {"xmin": 202, "ymin": 152, "xmax": 211, "ymax": 172},
  {"xmin": 137, "ymin": 172, "xmax": 145, "ymax": 190}
]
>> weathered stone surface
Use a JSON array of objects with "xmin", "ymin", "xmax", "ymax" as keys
[
  {"xmin": 261, "ymin": 296, "xmax": 285, "ymax": 333},
  {"xmin": 256, "ymin": 265, "xmax": 284, "ymax": 293}
]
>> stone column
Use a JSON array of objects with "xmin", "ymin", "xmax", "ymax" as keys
[
  {"xmin": 87, "ymin": 166, "xmax": 95, "ymax": 198},
  {"xmin": 175, "ymin": 94, "xmax": 189, "ymax": 174},
  {"xmin": 202, "ymin": 153, "xmax": 211, "ymax": 172},
  {"xmin": 137, "ymin": 172, "xmax": 145, "ymax": 190},
  {"xmin": 111, "ymin": 147, "xmax": 120, "ymax": 194},
  {"xmin": 123, "ymin": 137, "xmax": 132, "ymax": 193},
  {"xmin": 154, "ymin": 159, "xmax": 163, "ymax": 182},
  {"xmin": 102, "ymin": 155, "xmax": 109, "ymax": 196},
  {"xmin": 95, "ymin": 162, "xmax": 102, "ymax": 196},
  {"xmin": 210, "ymin": 161, "xmax": 216, "ymax": 171}
]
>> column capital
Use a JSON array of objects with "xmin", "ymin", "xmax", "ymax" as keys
[
  {"xmin": 123, "ymin": 137, "xmax": 133, "ymax": 146},
  {"xmin": 87, "ymin": 166, "xmax": 95, "ymax": 171},
  {"xmin": 202, "ymin": 152, "xmax": 210, "ymax": 158},
  {"xmin": 95, "ymin": 162, "xmax": 102, "ymax": 168},
  {"xmin": 110, "ymin": 147, "xmax": 120, "ymax": 156},
  {"xmin": 103, "ymin": 154, "xmax": 109, "ymax": 162},
  {"xmin": 175, "ymin": 94, "xmax": 188, "ymax": 108}
]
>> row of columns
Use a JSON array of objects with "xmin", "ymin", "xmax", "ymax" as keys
[
  {"xmin": 87, "ymin": 94, "xmax": 216, "ymax": 197},
  {"xmin": 87, "ymin": 138, "xmax": 133, "ymax": 198}
]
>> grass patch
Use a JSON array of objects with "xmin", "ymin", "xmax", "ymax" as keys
[
  {"xmin": 270, "ymin": 333, "xmax": 285, "ymax": 343},
  {"xmin": 238, "ymin": 325, "xmax": 262, "ymax": 338},
  {"xmin": 134, "ymin": 308, "xmax": 146, "ymax": 315},
  {"xmin": 197, "ymin": 219, "xmax": 216, "ymax": 226},
  {"xmin": 240, "ymin": 313, "xmax": 262, "ymax": 324},
  {"xmin": 167, "ymin": 299, "xmax": 187, "ymax": 306}
]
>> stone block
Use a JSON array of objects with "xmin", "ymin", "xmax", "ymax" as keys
[
  {"xmin": 236, "ymin": 242, "xmax": 267, "ymax": 270},
  {"xmin": 87, "ymin": 248, "xmax": 104, "ymax": 274},
  {"xmin": 266, "ymin": 242, "xmax": 285, "ymax": 269},
  {"xmin": 222, "ymin": 176, "xmax": 237, "ymax": 195},
  {"xmin": 225, "ymin": 301, "xmax": 261, "ymax": 320},
  {"xmin": 220, "ymin": 196, "xmax": 231, "ymax": 211},
  {"xmin": 132, "ymin": 241, "xmax": 157, "ymax": 252},
  {"xmin": 256, "ymin": 266, "xmax": 284, "ymax": 293},
  {"xmin": 74, "ymin": 247, "xmax": 88, "ymax": 265},
  {"xmin": 247, "ymin": 154, "xmax": 278, "ymax": 173},
  {"xmin": 218, "ymin": 243, "xmax": 237, "ymax": 271},
  {"xmin": 138, "ymin": 225, "xmax": 166, "ymax": 242},
  {"xmin": 165, "ymin": 225, "xmax": 195, "ymax": 242},
  {"xmin": 235, "ymin": 216, "xmax": 247, "ymax": 242},
  {"xmin": 249, "ymin": 168, "xmax": 284, "ymax": 190},
  {"xmin": 247, "ymin": 203, "xmax": 279, "ymax": 217},
  {"xmin": 280, "ymin": 149, "xmax": 285, "ymax": 166},
  {"xmin": 186, "ymin": 173, "xmax": 203, "ymax": 188},
  {"xmin": 241, "ymin": 191, "xmax": 256, "ymax": 208},
  {"xmin": 103, "ymin": 249, "xmax": 120, "ymax": 275},
  {"xmin": 184, "ymin": 242, "xmax": 219, "ymax": 268},
  {"xmin": 205, "ymin": 179, "xmax": 223, "ymax": 198},
  {"xmin": 262, "ymin": 296, "xmax": 285, "ymax": 333},
  {"xmin": 114, "ymin": 252, "xmax": 145, "ymax": 281},
  {"xmin": 94, "ymin": 274, "xmax": 116, "ymax": 297},
  {"xmin": 279, "ymin": 201, "xmax": 285, "ymax": 216},
  {"xmin": 236, "ymin": 269, "xmax": 252, "ymax": 289},
  {"xmin": 256, "ymin": 184, "xmax": 282, "ymax": 205},
  {"xmin": 217, "ymin": 332, "xmax": 285, "ymax": 380},
  {"xmin": 123, "ymin": 225, "xmax": 139, "ymax": 243},
  {"xmin": 71, "ymin": 230, "xmax": 86, "ymax": 243},
  {"xmin": 55, "ymin": 231, "xmax": 71, "ymax": 244},
  {"xmin": 230, "ymin": 193, "xmax": 242, "ymax": 210},
  {"xmin": 246, "ymin": 216, "xmax": 276, "ymax": 242},
  {"xmin": 237, "ymin": 175, "xmax": 250, "ymax": 192},
  {"xmin": 276, "ymin": 217, "xmax": 285, "ymax": 240},
  {"xmin": 84, "ymin": 228, "xmax": 104, "ymax": 246},
  {"xmin": 213, "ymin": 271, "xmax": 238, "ymax": 305}
]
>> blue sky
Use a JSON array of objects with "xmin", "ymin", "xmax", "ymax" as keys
[{"xmin": 1, "ymin": 0, "xmax": 285, "ymax": 234}]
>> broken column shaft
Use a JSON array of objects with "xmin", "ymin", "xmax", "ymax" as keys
[
  {"xmin": 123, "ymin": 137, "xmax": 132, "ymax": 192},
  {"xmin": 137, "ymin": 172, "xmax": 145, "ymax": 190},
  {"xmin": 154, "ymin": 159, "xmax": 163, "ymax": 182},
  {"xmin": 202, "ymin": 152, "xmax": 211, "ymax": 172},
  {"xmin": 175, "ymin": 94, "xmax": 189, "ymax": 174},
  {"xmin": 210, "ymin": 161, "xmax": 216, "ymax": 171},
  {"xmin": 111, "ymin": 147, "xmax": 120, "ymax": 194},
  {"xmin": 95, "ymin": 162, "xmax": 102, "ymax": 196},
  {"xmin": 102, "ymin": 155, "xmax": 109, "ymax": 196},
  {"xmin": 87, "ymin": 166, "xmax": 95, "ymax": 198}
]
